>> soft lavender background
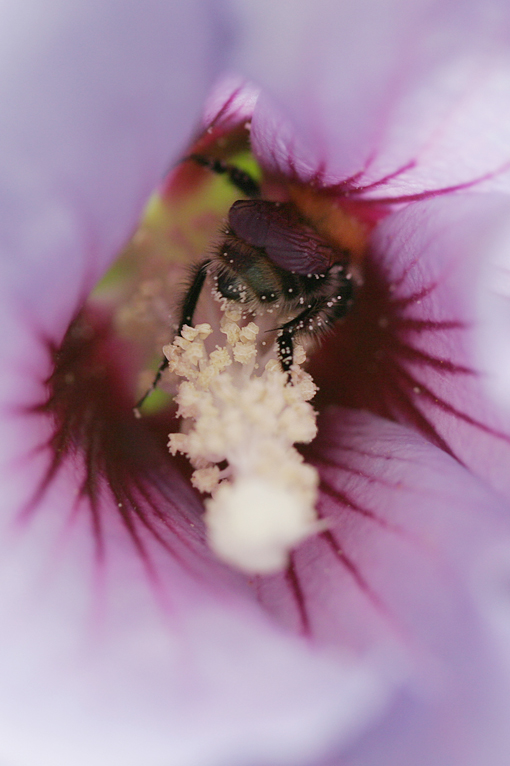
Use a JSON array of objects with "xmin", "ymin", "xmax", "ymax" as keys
[{"xmin": 2, "ymin": 2, "xmax": 510, "ymax": 765}]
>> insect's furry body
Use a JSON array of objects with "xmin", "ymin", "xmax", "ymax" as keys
[
  {"xmin": 200, "ymin": 230, "xmax": 352, "ymax": 367},
  {"xmin": 136, "ymin": 156, "xmax": 355, "ymax": 410},
  {"xmin": 178, "ymin": 196, "xmax": 354, "ymax": 371}
]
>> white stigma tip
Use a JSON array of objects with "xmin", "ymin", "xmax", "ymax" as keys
[{"xmin": 205, "ymin": 477, "xmax": 318, "ymax": 574}]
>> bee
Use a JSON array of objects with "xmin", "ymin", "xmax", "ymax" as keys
[{"xmin": 135, "ymin": 156, "xmax": 355, "ymax": 410}]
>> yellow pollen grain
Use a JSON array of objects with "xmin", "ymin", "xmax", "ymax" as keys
[
  {"xmin": 222, "ymin": 319, "xmax": 241, "ymax": 346},
  {"xmin": 183, "ymin": 341, "xmax": 206, "ymax": 366},
  {"xmin": 168, "ymin": 432, "xmax": 189, "ymax": 456},
  {"xmin": 239, "ymin": 322, "xmax": 259, "ymax": 343},
  {"xmin": 192, "ymin": 465, "xmax": 221, "ymax": 493},
  {"xmin": 209, "ymin": 346, "xmax": 232, "ymax": 372},
  {"xmin": 233, "ymin": 341, "xmax": 257, "ymax": 365}
]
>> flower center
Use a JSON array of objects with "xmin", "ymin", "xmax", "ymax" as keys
[
  {"xmin": 40, "ymin": 121, "xmax": 380, "ymax": 580},
  {"xmin": 91, "ymin": 125, "xmax": 375, "ymax": 573}
]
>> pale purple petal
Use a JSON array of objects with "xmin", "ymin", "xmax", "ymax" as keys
[
  {"xmin": 0, "ymin": 0, "xmax": 223, "ymax": 332},
  {"xmin": 257, "ymin": 407, "xmax": 510, "ymax": 765},
  {"xmin": 0, "ymin": 457, "xmax": 392, "ymax": 766},
  {"xmin": 231, "ymin": 0, "xmax": 510, "ymax": 195},
  {"xmin": 473, "ymin": 211, "xmax": 510, "ymax": 414},
  {"xmin": 0, "ymin": 5, "xmax": 400, "ymax": 766},
  {"xmin": 203, "ymin": 74, "xmax": 260, "ymax": 129},
  {"xmin": 3, "ymin": 2, "xmax": 510, "ymax": 765},
  {"xmin": 0, "ymin": 308, "xmax": 392, "ymax": 766},
  {"xmin": 358, "ymin": 193, "xmax": 510, "ymax": 502}
]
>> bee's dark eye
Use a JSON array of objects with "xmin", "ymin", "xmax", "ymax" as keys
[{"xmin": 216, "ymin": 272, "xmax": 246, "ymax": 300}]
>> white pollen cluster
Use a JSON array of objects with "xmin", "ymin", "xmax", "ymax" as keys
[{"xmin": 165, "ymin": 306, "xmax": 321, "ymax": 574}]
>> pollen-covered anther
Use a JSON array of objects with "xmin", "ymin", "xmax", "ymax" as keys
[
  {"xmin": 166, "ymin": 310, "xmax": 321, "ymax": 574},
  {"xmin": 167, "ymin": 431, "xmax": 189, "ymax": 456},
  {"xmin": 233, "ymin": 340, "xmax": 257, "ymax": 365},
  {"xmin": 192, "ymin": 465, "xmax": 222, "ymax": 493}
]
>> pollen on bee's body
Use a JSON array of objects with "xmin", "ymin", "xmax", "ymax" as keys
[{"xmin": 165, "ymin": 305, "xmax": 320, "ymax": 574}]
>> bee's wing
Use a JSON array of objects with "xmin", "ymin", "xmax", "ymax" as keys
[{"xmin": 228, "ymin": 199, "xmax": 335, "ymax": 275}]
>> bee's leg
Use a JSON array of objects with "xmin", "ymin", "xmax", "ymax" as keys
[
  {"xmin": 186, "ymin": 154, "xmax": 261, "ymax": 199},
  {"xmin": 276, "ymin": 287, "xmax": 354, "ymax": 376},
  {"xmin": 276, "ymin": 300, "xmax": 324, "ymax": 374},
  {"xmin": 276, "ymin": 327, "xmax": 296, "ymax": 374},
  {"xmin": 178, "ymin": 258, "xmax": 212, "ymax": 332},
  {"xmin": 276, "ymin": 299, "xmax": 324, "ymax": 374},
  {"xmin": 134, "ymin": 259, "xmax": 211, "ymax": 412}
]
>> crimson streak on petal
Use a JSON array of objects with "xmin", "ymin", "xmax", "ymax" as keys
[
  {"xmin": 311, "ymin": 251, "xmax": 510, "ymax": 457},
  {"xmin": 23, "ymin": 308, "xmax": 207, "ymax": 573}
]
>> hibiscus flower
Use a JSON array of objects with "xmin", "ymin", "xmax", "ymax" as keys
[{"xmin": 3, "ymin": 2, "xmax": 510, "ymax": 766}]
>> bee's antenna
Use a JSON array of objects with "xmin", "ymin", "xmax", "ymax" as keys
[{"xmin": 184, "ymin": 154, "xmax": 261, "ymax": 198}]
